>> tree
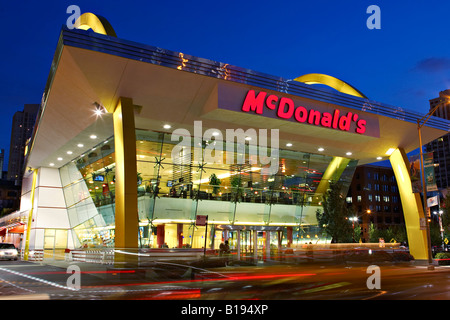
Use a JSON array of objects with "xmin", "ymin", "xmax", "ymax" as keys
[
  {"xmin": 368, "ymin": 223, "xmax": 408, "ymax": 244},
  {"xmin": 353, "ymin": 224, "xmax": 362, "ymax": 243},
  {"xmin": 230, "ymin": 174, "xmax": 243, "ymax": 203},
  {"xmin": 316, "ymin": 181, "xmax": 353, "ymax": 243},
  {"xmin": 368, "ymin": 222, "xmax": 377, "ymax": 243},
  {"xmin": 430, "ymin": 221, "xmax": 444, "ymax": 247},
  {"xmin": 442, "ymin": 192, "xmax": 450, "ymax": 234},
  {"xmin": 208, "ymin": 173, "xmax": 221, "ymax": 195}
]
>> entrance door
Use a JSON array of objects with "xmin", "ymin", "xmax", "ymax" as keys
[{"xmin": 239, "ymin": 229, "xmax": 253, "ymax": 258}]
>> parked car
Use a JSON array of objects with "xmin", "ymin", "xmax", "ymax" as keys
[{"xmin": 0, "ymin": 243, "xmax": 18, "ymax": 260}]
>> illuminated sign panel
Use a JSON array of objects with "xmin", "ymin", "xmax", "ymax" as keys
[
  {"xmin": 216, "ymin": 84, "xmax": 380, "ymax": 138},
  {"xmin": 242, "ymin": 90, "xmax": 367, "ymax": 134}
]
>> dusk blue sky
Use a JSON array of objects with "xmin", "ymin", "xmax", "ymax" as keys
[{"xmin": 1, "ymin": 0, "xmax": 449, "ymax": 169}]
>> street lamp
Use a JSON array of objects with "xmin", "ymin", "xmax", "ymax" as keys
[
  {"xmin": 417, "ymin": 103, "xmax": 442, "ymax": 268},
  {"xmin": 433, "ymin": 210, "xmax": 445, "ymax": 250}
]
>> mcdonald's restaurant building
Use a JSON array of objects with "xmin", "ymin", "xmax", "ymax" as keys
[{"xmin": 11, "ymin": 13, "xmax": 450, "ymax": 262}]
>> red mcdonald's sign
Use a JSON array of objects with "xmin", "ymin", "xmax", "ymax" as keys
[{"xmin": 242, "ymin": 90, "xmax": 367, "ymax": 134}]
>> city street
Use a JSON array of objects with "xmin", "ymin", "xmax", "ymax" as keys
[{"xmin": 0, "ymin": 258, "xmax": 448, "ymax": 301}]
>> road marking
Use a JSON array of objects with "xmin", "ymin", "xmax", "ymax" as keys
[
  {"xmin": 300, "ymin": 281, "xmax": 351, "ymax": 294},
  {"xmin": 362, "ymin": 290, "xmax": 387, "ymax": 300},
  {"xmin": 0, "ymin": 267, "xmax": 77, "ymax": 291},
  {"xmin": 0, "ymin": 277, "xmax": 36, "ymax": 293},
  {"xmin": 0, "ymin": 294, "xmax": 50, "ymax": 300}
]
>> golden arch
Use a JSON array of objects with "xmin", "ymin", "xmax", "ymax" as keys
[
  {"xmin": 74, "ymin": 12, "xmax": 117, "ymax": 37},
  {"xmin": 294, "ymin": 73, "xmax": 367, "ymax": 99}
]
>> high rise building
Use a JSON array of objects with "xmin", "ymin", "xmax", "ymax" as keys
[
  {"xmin": 346, "ymin": 165, "xmax": 404, "ymax": 242},
  {"xmin": 0, "ymin": 149, "xmax": 4, "ymax": 179},
  {"xmin": 7, "ymin": 104, "xmax": 39, "ymax": 184},
  {"xmin": 425, "ymin": 90, "xmax": 450, "ymax": 190}
]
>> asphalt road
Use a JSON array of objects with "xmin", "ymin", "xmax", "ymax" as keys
[{"xmin": 0, "ymin": 258, "xmax": 448, "ymax": 301}]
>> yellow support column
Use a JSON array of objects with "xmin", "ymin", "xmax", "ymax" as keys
[
  {"xmin": 23, "ymin": 169, "xmax": 38, "ymax": 261},
  {"xmin": 389, "ymin": 148, "xmax": 429, "ymax": 261},
  {"xmin": 111, "ymin": 97, "xmax": 139, "ymax": 266},
  {"xmin": 312, "ymin": 156, "xmax": 350, "ymax": 205}
]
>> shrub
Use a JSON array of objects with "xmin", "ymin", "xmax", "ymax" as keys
[{"xmin": 435, "ymin": 252, "xmax": 450, "ymax": 265}]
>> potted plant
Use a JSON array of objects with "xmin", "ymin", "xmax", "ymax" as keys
[
  {"xmin": 230, "ymin": 175, "xmax": 243, "ymax": 203},
  {"xmin": 209, "ymin": 173, "xmax": 221, "ymax": 197}
]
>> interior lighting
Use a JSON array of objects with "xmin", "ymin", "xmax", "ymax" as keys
[
  {"xmin": 90, "ymin": 135, "xmax": 97, "ymax": 139},
  {"xmin": 318, "ymin": 147, "xmax": 324, "ymax": 152},
  {"xmin": 163, "ymin": 124, "xmax": 171, "ymax": 129},
  {"xmin": 77, "ymin": 143, "xmax": 84, "ymax": 148},
  {"xmin": 286, "ymin": 143, "xmax": 293, "ymax": 147},
  {"xmin": 93, "ymin": 102, "xmax": 106, "ymax": 117},
  {"xmin": 376, "ymin": 156, "xmax": 382, "ymax": 160},
  {"xmin": 385, "ymin": 148, "xmax": 396, "ymax": 156},
  {"xmin": 346, "ymin": 152, "xmax": 352, "ymax": 156}
]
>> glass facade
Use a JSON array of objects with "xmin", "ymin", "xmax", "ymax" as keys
[
  {"xmin": 60, "ymin": 137, "xmax": 116, "ymax": 248},
  {"xmin": 59, "ymin": 128, "xmax": 357, "ymax": 250}
]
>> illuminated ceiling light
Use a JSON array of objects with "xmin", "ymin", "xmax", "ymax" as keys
[
  {"xmin": 90, "ymin": 135, "xmax": 97, "ymax": 139},
  {"xmin": 77, "ymin": 143, "xmax": 84, "ymax": 148},
  {"xmin": 212, "ymin": 131, "xmax": 220, "ymax": 136},
  {"xmin": 376, "ymin": 156, "xmax": 382, "ymax": 160},
  {"xmin": 57, "ymin": 157, "xmax": 63, "ymax": 161},
  {"xmin": 94, "ymin": 102, "xmax": 106, "ymax": 116},
  {"xmin": 286, "ymin": 143, "xmax": 293, "ymax": 147},
  {"xmin": 245, "ymin": 136, "xmax": 252, "ymax": 141},
  {"xmin": 67, "ymin": 151, "xmax": 73, "ymax": 155},
  {"xmin": 163, "ymin": 124, "xmax": 171, "ymax": 129},
  {"xmin": 49, "ymin": 163, "xmax": 55, "ymax": 167},
  {"xmin": 385, "ymin": 148, "xmax": 396, "ymax": 156},
  {"xmin": 346, "ymin": 152, "xmax": 352, "ymax": 156},
  {"xmin": 318, "ymin": 147, "xmax": 324, "ymax": 152}
]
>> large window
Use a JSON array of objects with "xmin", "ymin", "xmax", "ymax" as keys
[
  {"xmin": 59, "ymin": 129, "xmax": 357, "ymax": 248},
  {"xmin": 135, "ymin": 129, "xmax": 357, "ymax": 248},
  {"xmin": 60, "ymin": 137, "xmax": 116, "ymax": 248}
]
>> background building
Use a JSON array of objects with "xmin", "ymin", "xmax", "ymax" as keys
[
  {"xmin": 347, "ymin": 165, "xmax": 404, "ymax": 242},
  {"xmin": 425, "ymin": 90, "xmax": 450, "ymax": 190},
  {"xmin": 0, "ymin": 180, "xmax": 20, "ymax": 217},
  {"xmin": 7, "ymin": 104, "xmax": 39, "ymax": 185},
  {"xmin": 0, "ymin": 149, "xmax": 4, "ymax": 180}
]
